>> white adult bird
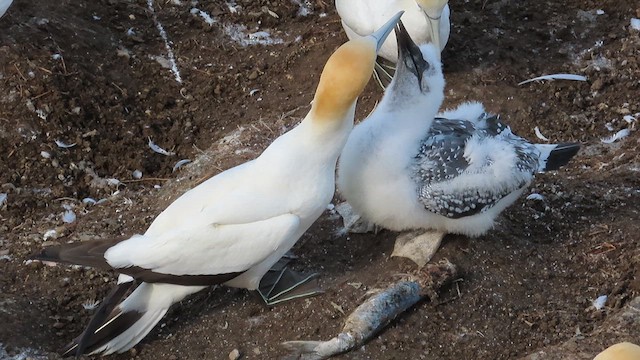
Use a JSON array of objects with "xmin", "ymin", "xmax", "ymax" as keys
[
  {"xmin": 337, "ymin": 22, "xmax": 580, "ymax": 267},
  {"xmin": 34, "ymin": 11, "xmax": 403, "ymax": 356},
  {"xmin": 0, "ymin": 0, "xmax": 14, "ymax": 18},
  {"xmin": 335, "ymin": 0, "xmax": 450, "ymax": 62}
]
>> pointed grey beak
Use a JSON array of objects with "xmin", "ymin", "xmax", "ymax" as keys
[
  {"xmin": 395, "ymin": 19, "xmax": 430, "ymax": 90},
  {"xmin": 369, "ymin": 11, "xmax": 404, "ymax": 52}
]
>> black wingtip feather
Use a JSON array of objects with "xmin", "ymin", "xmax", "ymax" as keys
[
  {"xmin": 60, "ymin": 282, "xmax": 138, "ymax": 357},
  {"xmin": 545, "ymin": 142, "xmax": 581, "ymax": 171}
]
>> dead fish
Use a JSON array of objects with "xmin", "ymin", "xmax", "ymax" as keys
[{"xmin": 282, "ymin": 260, "xmax": 457, "ymax": 360}]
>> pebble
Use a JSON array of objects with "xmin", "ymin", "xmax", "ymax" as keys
[
  {"xmin": 52, "ymin": 322, "xmax": 65, "ymax": 329},
  {"xmin": 590, "ymin": 78, "xmax": 604, "ymax": 92},
  {"xmin": 228, "ymin": 349, "xmax": 240, "ymax": 360},
  {"xmin": 248, "ymin": 70, "xmax": 259, "ymax": 80}
]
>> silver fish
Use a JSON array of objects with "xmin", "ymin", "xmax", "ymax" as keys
[{"xmin": 282, "ymin": 260, "xmax": 457, "ymax": 360}]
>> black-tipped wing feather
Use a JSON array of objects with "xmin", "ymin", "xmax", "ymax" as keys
[
  {"xmin": 33, "ymin": 239, "xmax": 245, "ymax": 286},
  {"xmin": 412, "ymin": 115, "xmax": 540, "ymax": 219}
]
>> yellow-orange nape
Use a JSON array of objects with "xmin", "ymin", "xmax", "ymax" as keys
[{"xmin": 310, "ymin": 38, "xmax": 378, "ymax": 124}]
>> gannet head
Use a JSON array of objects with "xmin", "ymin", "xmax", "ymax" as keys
[
  {"xmin": 415, "ymin": 0, "xmax": 448, "ymax": 55},
  {"xmin": 311, "ymin": 11, "xmax": 403, "ymax": 126},
  {"xmin": 384, "ymin": 20, "xmax": 444, "ymax": 111}
]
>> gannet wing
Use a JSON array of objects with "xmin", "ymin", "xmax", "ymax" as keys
[
  {"xmin": 103, "ymin": 213, "xmax": 301, "ymax": 284},
  {"xmin": 412, "ymin": 116, "xmax": 538, "ymax": 219}
]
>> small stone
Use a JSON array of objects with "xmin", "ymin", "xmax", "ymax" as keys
[
  {"xmin": 590, "ymin": 78, "xmax": 604, "ymax": 92},
  {"xmin": 52, "ymin": 322, "xmax": 65, "ymax": 329},
  {"xmin": 252, "ymin": 347, "xmax": 261, "ymax": 355},
  {"xmin": 167, "ymin": 355, "xmax": 177, "ymax": 360},
  {"xmin": 247, "ymin": 70, "xmax": 259, "ymax": 80},
  {"xmin": 228, "ymin": 349, "xmax": 240, "ymax": 360}
]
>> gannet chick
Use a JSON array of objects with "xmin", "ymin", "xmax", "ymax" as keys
[
  {"xmin": 33, "ymin": 11, "xmax": 403, "ymax": 356},
  {"xmin": 0, "ymin": 0, "xmax": 14, "ymax": 18},
  {"xmin": 337, "ymin": 22, "xmax": 580, "ymax": 267}
]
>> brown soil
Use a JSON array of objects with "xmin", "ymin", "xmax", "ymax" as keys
[{"xmin": 1, "ymin": 0, "xmax": 639, "ymax": 359}]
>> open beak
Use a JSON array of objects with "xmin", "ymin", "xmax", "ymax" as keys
[
  {"xmin": 395, "ymin": 19, "xmax": 430, "ymax": 90},
  {"xmin": 369, "ymin": 11, "xmax": 405, "ymax": 52}
]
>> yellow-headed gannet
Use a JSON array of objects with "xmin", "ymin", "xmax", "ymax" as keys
[
  {"xmin": 33, "ymin": 11, "xmax": 404, "ymax": 356},
  {"xmin": 337, "ymin": 22, "xmax": 580, "ymax": 267},
  {"xmin": 594, "ymin": 342, "xmax": 640, "ymax": 360}
]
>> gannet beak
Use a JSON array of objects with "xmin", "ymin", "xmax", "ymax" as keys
[
  {"xmin": 396, "ymin": 19, "xmax": 430, "ymax": 90},
  {"xmin": 369, "ymin": 11, "xmax": 404, "ymax": 52},
  {"xmin": 416, "ymin": 0, "xmax": 448, "ymax": 59}
]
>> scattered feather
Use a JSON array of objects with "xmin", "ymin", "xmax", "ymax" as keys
[
  {"xmin": 62, "ymin": 210, "xmax": 76, "ymax": 223},
  {"xmin": 593, "ymin": 295, "xmax": 607, "ymax": 310},
  {"xmin": 82, "ymin": 299, "xmax": 101, "ymax": 310},
  {"xmin": 172, "ymin": 159, "xmax": 191, "ymax": 172},
  {"xmin": 596, "ymin": 9, "xmax": 605, "ymax": 15},
  {"xmin": 249, "ymin": 89, "xmax": 260, "ymax": 96},
  {"xmin": 82, "ymin": 197, "xmax": 97, "ymax": 205},
  {"xmin": 55, "ymin": 139, "xmax": 76, "ymax": 148},
  {"xmin": 518, "ymin": 73, "xmax": 587, "ymax": 86},
  {"xmin": 0, "ymin": 193, "xmax": 6, "ymax": 207},
  {"xmin": 0, "ymin": 255, "xmax": 11, "ymax": 261},
  {"xmin": 526, "ymin": 193, "xmax": 545, "ymax": 201},
  {"xmin": 43, "ymin": 229, "xmax": 57, "ymax": 241},
  {"xmin": 601, "ymin": 129, "xmax": 630, "ymax": 144},
  {"xmin": 36, "ymin": 109, "xmax": 48, "ymax": 120},
  {"xmin": 107, "ymin": 178, "xmax": 121, "ymax": 186},
  {"xmin": 148, "ymin": 137, "xmax": 176, "ymax": 156},
  {"xmin": 605, "ymin": 122, "xmax": 615, "ymax": 131},
  {"xmin": 191, "ymin": 8, "xmax": 216, "ymax": 25},
  {"xmin": 534, "ymin": 127, "xmax": 550, "ymax": 141},
  {"xmin": 147, "ymin": 0, "xmax": 182, "ymax": 83},
  {"xmin": 623, "ymin": 115, "xmax": 636, "ymax": 124},
  {"xmin": 225, "ymin": 0, "xmax": 239, "ymax": 13},
  {"xmin": 291, "ymin": 0, "xmax": 313, "ymax": 16},
  {"xmin": 40, "ymin": 150, "xmax": 51, "ymax": 159},
  {"xmin": 631, "ymin": 18, "xmax": 640, "ymax": 31},
  {"xmin": 132, "ymin": 169, "xmax": 143, "ymax": 179}
]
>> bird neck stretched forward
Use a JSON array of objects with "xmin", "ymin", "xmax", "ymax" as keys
[{"xmin": 309, "ymin": 38, "xmax": 377, "ymax": 128}]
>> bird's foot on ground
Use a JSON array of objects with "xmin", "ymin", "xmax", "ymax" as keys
[
  {"xmin": 335, "ymin": 202, "xmax": 376, "ymax": 234},
  {"xmin": 391, "ymin": 230, "xmax": 444, "ymax": 268},
  {"xmin": 258, "ymin": 252, "xmax": 323, "ymax": 306}
]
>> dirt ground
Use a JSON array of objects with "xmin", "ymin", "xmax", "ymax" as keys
[{"xmin": 1, "ymin": 0, "xmax": 639, "ymax": 359}]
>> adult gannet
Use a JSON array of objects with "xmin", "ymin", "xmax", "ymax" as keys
[
  {"xmin": 337, "ymin": 22, "xmax": 580, "ymax": 267},
  {"xmin": 594, "ymin": 342, "xmax": 640, "ymax": 360},
  {"xmin": 335, "ymin": 0, "xmax": 450, "ymax": 62},
  {"xmin": 33, "ymin": 11, "xmax": 403, "ymax": 356},
  {"xmin": 0, "ymin": 0, "xmax": 13, "ymax": 18}
]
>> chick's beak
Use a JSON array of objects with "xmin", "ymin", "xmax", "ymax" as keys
[
  {"xmin": 369, "ymin": 11, "xmax": 404, "ymax": 51},
  {"xmin": 396, "ymin": 20, "xmax": 430, "ymax": 90}
]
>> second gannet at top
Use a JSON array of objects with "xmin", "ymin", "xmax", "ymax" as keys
[
  {"xmin": 32, "ymin": 11, "xmax": 403, "ymax": 356},
  {"xmin": 337, "ymin": 22, "xmax": 580, "ymax": 267},
  {"xmin": 335, "ymin": 0, "xmax": 450, "ymax": 62}
]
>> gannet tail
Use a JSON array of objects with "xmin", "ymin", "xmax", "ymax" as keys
[
  {"xmin": 61, "ymin": 282, "xmax": 172, "ymax": 356},
  {"xmin": 535, "ymin": 142, "xmax": 581, "ymax": 172}
]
